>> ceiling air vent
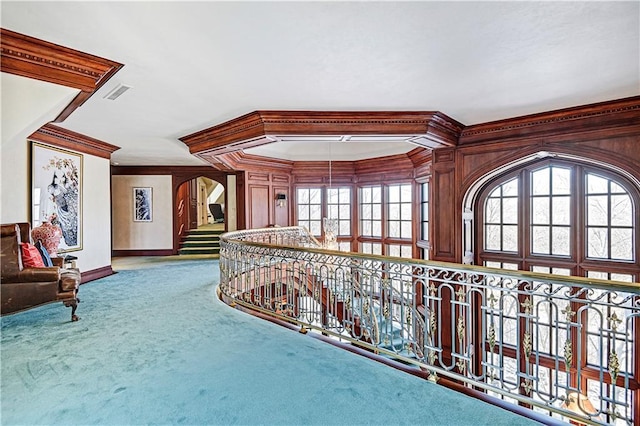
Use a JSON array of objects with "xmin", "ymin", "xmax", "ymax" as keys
[{"xmin": 103, "ymin": 84, "xmax": 132, "ymax": 100}]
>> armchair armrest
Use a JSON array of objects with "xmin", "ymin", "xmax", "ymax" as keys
[{"xmin": 3, "ymin": 267, "xmax": 61, "ymax": 283}]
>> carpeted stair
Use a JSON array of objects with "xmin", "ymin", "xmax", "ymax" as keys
[{"xmin": 178, "ymin": 228, "xmax": 222, "ymax": 256}]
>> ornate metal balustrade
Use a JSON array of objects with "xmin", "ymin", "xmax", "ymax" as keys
[{"xmin": 219, "ymin": 226, "xmax": 639, "ymax": 426}]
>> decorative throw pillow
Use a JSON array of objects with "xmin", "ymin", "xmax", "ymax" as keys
[
  {"xmin": 34, "ymin": 240, "xmax": 54, "ymax": 267},
  {"xmin": 20, "ymin": 242, "xmax": 45, "ymax": 268}
]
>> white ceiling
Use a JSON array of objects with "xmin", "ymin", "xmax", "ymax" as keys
[{"xmin": 1, "ymin": 1, "xmax": 638, "ymax": 165}]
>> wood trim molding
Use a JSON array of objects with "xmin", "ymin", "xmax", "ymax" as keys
[
  {"xmin": 209, "ymin": 151, "xmax": 295, "ymax": 173},
  {"xmin": 459, "ymin": 96, "xmax": 640, "ymax": 145},
  {"xmin": 29, "ymin": 123, "xmax": 120, "ymax": 159},
  {"xmin": 180, "ymin": 111, "xmax": 464, "ymax": 167},
  {"xmin": 80, "ymin": 265, "xmax": 114, "ymax": 284},
  {"xmin": 112, "ymin": 249, "xmax": 175, "ymax": 257},
  {"xmin": 0, "ymin": 28, "xmax": 123, "ymax": 122}
]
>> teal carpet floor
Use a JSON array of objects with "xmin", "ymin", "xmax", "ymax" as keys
[{"xmin": 1, "ymin": 257, "xmax": 540, "ymax": 425}]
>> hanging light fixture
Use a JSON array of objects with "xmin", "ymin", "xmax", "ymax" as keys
[{"xmin": 323, "ymin": 144, "xmax": 338, "ymax": 250}]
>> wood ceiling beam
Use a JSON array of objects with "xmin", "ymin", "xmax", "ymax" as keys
[
  {"xmin": 1, "ymin": 28, "xmax": 123, "ymax": 122},
  {"xmin": 29, "ymin": 123, "xmax": 120, "ymax": 159}
]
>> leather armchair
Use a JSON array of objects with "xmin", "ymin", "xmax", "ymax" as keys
[{"xmin": 1, "ymin": 222, "xmax": 81, "ymax": 321}]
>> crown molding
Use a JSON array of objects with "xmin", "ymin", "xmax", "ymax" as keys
[
  {"xmin": 459, "ymin": 96, "xmax": 640, "ymax": 145},
  {"xmin": 29, "ymin": 124, "xmax": 120, "ymax": 159},
  {"xmin": 1, "ymin": 28, "xmax": 123, "ymax": 122},
  {"xmin": 180, "ymin": 111, "xmax": 465, "ymax": 167}
]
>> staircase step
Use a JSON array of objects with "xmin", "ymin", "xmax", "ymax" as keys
[
  {"xmin": 182, "ymin": 235, "xmax": 220, "ymax": 241},
  {"xmin": 178, "ymin": 227, "xmax": 223, "ymax": 256},
  {"xmin": 181, "ymin": 241, "xmax": 220, "ymax": 248},
  {"xmin": 186, "ymin": 229, "xmax": 224, "ymax": 236},
  {"xmin": 178, "ymin": 247, "xmax": 220, "ymax": 255}
]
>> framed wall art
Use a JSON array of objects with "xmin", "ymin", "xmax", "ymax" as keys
[
  {"xmin": 133, "ymin": 187, "xmax": 153, "ymax": 222},
  {"xmin": 31, "ymin": 141, "xmax": 83, "ymax": 253}
]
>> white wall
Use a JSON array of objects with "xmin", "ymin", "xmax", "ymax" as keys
[
  {"xmin": 1, "ymin": 73, "xmax": 112, "ymax": 273},
  {"xmin": 112, "ymin": 175, "xmax": 173, "ymax": 250},
  {"xmin": 1, "ymin": 73, "xmax": 79, "ymax": 223},
  {"xmin": 80, "ymin": 155, "xmax": 113, "ymax": 271}
]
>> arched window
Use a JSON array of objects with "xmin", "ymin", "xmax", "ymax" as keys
[
  {"xmin": 477, "ymin": 159, "xmax": 639, "ymax": 278},
  {"xmin": 475, "ymin": 158, "xmax": 639, "ymax": 422}
]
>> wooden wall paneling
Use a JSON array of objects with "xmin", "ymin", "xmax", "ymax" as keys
[
  {"xmin": 248, "ymin": 184, "xmax": 270, "ymax": 229},
  {"xmin": 431, "ymin": 148, "xmax": 458, "ymax": 263},
  {"xmin": 236, "ymin": 171, "xmax": 247, "ymax": 230},
  {"xmin": 176, "ymin": 182, "xmax": 189, "ymax": 244},
  {"xmin": 273, "ymin": 185, "xmax": 290, "ymax": 226},
  {"xmin": 456, "ymin": 135, "xmax": 640, "ymax": 202}
]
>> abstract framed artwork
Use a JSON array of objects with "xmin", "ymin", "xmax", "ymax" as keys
[
  {"xmin": 133, "ymin": 187, "xmax": 153, "ymax": 222},
  {"xmin": 31, "ymin": 141, "xmax": 83, "ymax": 253}
]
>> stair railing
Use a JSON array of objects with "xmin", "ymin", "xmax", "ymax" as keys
[{"xmin": 219, "ymin": 226, "xmax": 639, "ymax": 426}]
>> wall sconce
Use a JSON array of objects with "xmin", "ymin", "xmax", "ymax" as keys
[{"xmin": 276, "ymin": 193, "xmax": 287, "ymax": 207}]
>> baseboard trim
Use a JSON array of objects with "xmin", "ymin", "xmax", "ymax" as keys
[
  {"xmin": 112, "ymin": 249, "xmax": 175, "ymax": 257},
  {"xmin": 81, "ymin": 265, "xmax": 114, "ymax": 284}
]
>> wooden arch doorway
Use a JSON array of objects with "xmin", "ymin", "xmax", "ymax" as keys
[{"xmin": 172, "ymin": 169, "xmax": 231, "ymax": 254}]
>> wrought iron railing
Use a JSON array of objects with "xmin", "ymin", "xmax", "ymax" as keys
[{"xmin": 219, "ymin": 226, "xmax": 639, "ymax": 426}]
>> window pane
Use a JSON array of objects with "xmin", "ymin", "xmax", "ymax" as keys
[
  {"xmin": 587, "ymin": 227, "xmax": 608, "ymax": 258},
  {"xmin": 551, "ymin": 226, "xmax": 570, "ymax": 256},
  {"xmin": 310, "ymin": 204, "xmax": 321, "ymax": 219},
  {"xmin": 502, "ymin": 179, "xmax": 518, "ymax": 196},
  {"xmin": 300, "ymin": 189, "xmax": 311, "ymax": 204},
  {"xmin": 309, "ymin": 188, "xmax": 321, "ymax": 204},
  {"xmin": 328, "ymin": 205, "xmax": 338, "ymax": 218},
  {"xmin": 532, "ymin": 197, "xmax": 549, "ymax": 224},
  {"xmin": 388, "ymin": 204, "xmax": 399, "ymax": 220},
  {"xmin": 551, "ymin": 167, "xmax": 571, "ymax": 195},
  {"xmin": 400, "ymin": 203, "xmax": 411, "ymax": 220},
  {"xmin": 502, "ymin": 198, "xmax": 518, "ymax": 224},
  {"xmin": 485, "ymin": 225, "xmax": 501, "ymax": 250},
  {"xmin": 372, "ymin": 207, "xmax": 381, "ymax": 220},
  {"xmin": 532, "ymin": 226, "xmax": 550, "ymax": 254},
  {"xmin": 372, "ymin": 187, "xmax": 381, "ymax": 203},
  {"xmin": 611, "ymin": 194, "xmax": 632, "ymax": 226},
  {"xmin": 361, "ymin": 205, "xmax": 371, "ymax": 219},
  {"xmin": 361, "ymin": 187, "xmax": 371, "ymax": 203},
  {"xmin": 401, "ymin": 222, "xmax": 412, "ymax": 239},
  {"xmin": 610, "ymin": 181, "xmax": 626, "ymax": 194},
  {"xmin": 587, "ymin": 174, "xmax": 608, "ymax": 194},
  {"xmin": 339, "ymin": 221, "xmax": 350, "ymax": 236},
  {"xmin": 611, "ymin": 228, "xmax": 633, "ymax": 260},
  {"xmin": 552, "ymin": 196, "xmax": 570, "ymax": 225},
  {"xmin": 532, "ymin": 168, "xmax": 549, "ymax": 195},
  {"xmin": 298, "ymin": 205, "xmax": 309, "ymax": 220},
  {"xmin": 372, "ymin": 221, "xmax": 381, "ymax": 237},
  {"xmin": 422, "ymin": 223, "xmax": 429, "ymax": 240},
  {"xmin": 486, "ymin": 199, "xmax": 501, "ymax": 223},
  {"xmin": 388, "ymin": 221, "xmax": 400, "ymax": 238},
  {"xmin": 388, "ymin": 185, "xmax": 399, "ymax": 202},
  {"xmin": 310, "ymin": 221, "xmax": 321, "ymax": 236},
  {"xmin": 339, "ymin": 188, "xmax": 350, "ymax": 203},
  {"xmin": 339, "ymin": 205, "xmax": 350, "ymax": 219},
  {"xmin": 362, "ymin": 221, "xmax": 371, "ymax": 236},
  {"xmin": 401, "ymin": 185, "xmax": 412, "ymax": 201},
  {"xmin": 503, "ymin": 225, "xmax": 518, "ymax": 252},
  {"xmin": 587, "ymin": 195, "xmax": 608, "ymax": 226}
]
